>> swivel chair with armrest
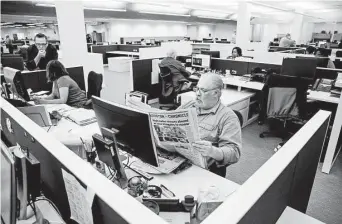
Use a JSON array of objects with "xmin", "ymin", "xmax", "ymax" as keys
[
  {"xmin": 259, "ymin": 74, "xmax": 310, "ymax": 151},
  {"xmin": 84, "ymin": 71, "xmax": 103, "ymax": 108},
  {"xmin": 159, "ymin": 65, "xmax": 194, "ymax": 110}
]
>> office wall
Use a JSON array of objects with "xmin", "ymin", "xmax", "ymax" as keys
[
  {"xmin": 197, "ymin": 24, "xmax": 215, "ymax": 39},
  {"xmin": 1, "ymin": 26, "xmax": 59, "ymax": 40},
  {"xmin": 106, "ymin": 20, "xmax": 187, "ymax": 43},
  {"xmin": 85, "ymin": 23, "xmax": 109, "ymax": 42},
  {"xmin": 214, "ymin": 22, "xmax": 237, "ymax": 40},
  {"xmin": 187, "ymin": 25, "xmax": 198, "ymax": 39}
]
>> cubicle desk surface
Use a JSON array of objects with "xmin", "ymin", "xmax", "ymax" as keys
[
  {"xmin": 307, "ymin": 91, "xmax": 340, "ymax": 104},
  {"xmin": 222, "ymin": 75, "xmax": 264, "ymax": 91}
]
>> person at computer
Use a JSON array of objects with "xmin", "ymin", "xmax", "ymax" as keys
[
  {"xmin": 306, "ymin": 46, "xmax": 316, "ymax": 55},
  {"xmin": 127, "ymin": 74, "xmax": 242, "ymax": 177},
  {"xmin": 159, "ymin": 49, "xmax": 192, "ymax": 98},
  {"xmin": 32, "ymin": 60, "xmax": 88, "ymax": 108},
  {"xmin": 315, "ymin": 48, "xmax": 335, "ymax": 69},
  {"xmin": 279, "ymin": 33, "xmax": 296, "ymax": 48},
  {"xmin": 141, "ymin": 38, "xmax": 146, "ymax": 46},
  {"xmin": 26, "ymin": 33, "xmax": 58, "ymax": 71},
  {"xmin": 227, "ymin": 47, "xmax": 242, "ymax": 60}
]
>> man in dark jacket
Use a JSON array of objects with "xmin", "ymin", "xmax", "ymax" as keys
[
  {"xmin": 26, "ymin": 33, "xmax": 58, "ymax": 70},
  {"xmin": 159, "ymin": 49, "xmax": 192, "ymax": 99}
]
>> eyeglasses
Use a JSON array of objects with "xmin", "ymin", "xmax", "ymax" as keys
[
  {"xmin": 193, "ymin": 87, "xmax": 218, "ymax": 94},
  {"xmin": 36, "ymin": 43, "xmax": 47, "ymax": 47}
]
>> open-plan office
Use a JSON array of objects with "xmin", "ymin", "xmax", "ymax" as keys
[{"xmin": 1, "ymin": 1, "xmax": 342, "ymax": 224}]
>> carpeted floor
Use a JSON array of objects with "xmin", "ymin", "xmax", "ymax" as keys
[{"xmin": 230, "ymin": 122, "xmax": 342, "ymax": 224}]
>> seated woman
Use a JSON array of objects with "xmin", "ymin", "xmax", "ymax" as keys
[
  {"xmin": 227, "ymin": 47, "xmax": 242, "ymax": 59},
  {"xmin": 315, "ymin": 48, "xmax": 335, "ymax": 69},
  {"xmin": 33, "ymin": 60, "xmax": 88, "ymax": 107}
]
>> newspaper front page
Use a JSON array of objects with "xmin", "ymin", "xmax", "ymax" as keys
[{"xmin": 149, "ymin": 109, "xmax": 207, "ymax": 169}]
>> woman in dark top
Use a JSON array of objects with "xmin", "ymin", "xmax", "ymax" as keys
[
  {"xmin": 227, "ymin": 47, "xmax": 242, "ymax": 59},
  {"xmin": 33, "ymin": 60, "xmax": 88, "ymax": 108}
]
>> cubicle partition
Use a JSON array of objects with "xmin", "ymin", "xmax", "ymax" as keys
[
  {"xmin": 131, "ymin": 58, "xmax": 161, "ymax": 99},
  {"xmin": 91, "ymin": 45, "xmax": 118, "ymax": 64},
  {"xmin": 247, "ymin": 62, "xmax": 281, "ymax": 73},
  {"xmin": 211, "ymin": 58, "xmax": 249, "ymax": 75},
  {"xmin": 203, "ymin": 110, "xmax": 331, "ymax": 224},
  {"xmin": 1, "ymin": 98, "xmax": 164, "ymax": 224},
  {"xmin": 21, "ymin": 66, "xmax": 86, "ymax": 92}
]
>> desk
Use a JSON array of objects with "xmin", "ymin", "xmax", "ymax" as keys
[
  {"xmin": 222, "ymin": 76, "xmax": 264, "ymax": 91},
  {"xmin": 107, "ymin": 51, "xmax": 139, "ymax": 57},
  {"xmin": 307, "ymin": 90, "xmax": 339, "ymax": 104},
  {"xmin": 43, "ymin": 104, "xmax": 239, "ymax": 205}
]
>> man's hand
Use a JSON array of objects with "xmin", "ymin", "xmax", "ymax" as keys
[
  {"xmin": 38, "ymin": 50, "xmax": 46, "ymax": 58},
  {"xmin": 34, "ymin": 51, "xmax": 45, "ymax": 66},
  {"xmin": 192, "ymin": 140, "xmax": 224, "ymax": 161},
  {"xmin": 192, "ymin": 140, "xmax": 214, "ymax": 157}
]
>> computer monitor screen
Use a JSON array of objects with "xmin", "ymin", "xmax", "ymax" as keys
[
  {"xmin": 201, "ymin": 50, "xmax": 220, "ymax": 58},
  {"xmin": 295, "ymin": 56, "xmax": 329, "ymax": 68},
  {"xmin": 192, "ymin": 54, "xmax": 211, "ymax": 68},
  {"xmin": 281, "ymin": 58, "xmax": 317, "ymax": 80},
  {"xmin": 92, "ymin": 96, "xmax": 159, "ymax": 167},
  {"xmin": 1, "ymin": 57, "xmax": 24, "ymax": 71},
  {"xmin": 3, "ymin": 67, "xmax": 30, "ymax": 101},
  {"xmin": 1, "ymin": 140, "xmax": 17, "ymax": 224}
]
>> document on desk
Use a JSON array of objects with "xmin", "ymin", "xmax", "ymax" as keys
[
  {"xmin": 159, "ymin": 212, "xmax": 190, "ymax": 224},
  {"xmin": 149, "ymin": 109, "xmax": 207, "ymax": 169},
  {"xmin": 62, "ymin": 169, "xmax": 94, "ymax": 224}
]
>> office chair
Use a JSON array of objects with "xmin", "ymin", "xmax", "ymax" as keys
[
  {"xmin": 259, "ymin": 74, "xmax": 309, "ymax": 151},
  {"xmin": 84, "ymin": 71, "xmax": 103, "ymax": 108},
  {"xmin": 233, "ymin": 110, "xmax": 243, "ymax": 127},
  {"xmin": 336, "ymin": 51, "xmax": 342, "ymax": 58},
  {"xmin": 159, "ymin": 65, "xmax": 192, "ymax": 110}
]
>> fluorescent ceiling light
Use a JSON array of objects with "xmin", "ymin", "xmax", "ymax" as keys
[
  {"xmin": 27, "ymin": 23, "xmax": 35, "ymax": 25},
  {"xmin": 84, "ymin": 7, "xmax": 126, "ymax": 12},
  {"xmin": 133, "ymin": 3, "xmax": 189, "ymax": 15},
  {"xmin": 192, "ymin": 10, "xmax": 230, "ymax": 19},
  {"xmin": 139, "ymin": 11, "xmax": 190, "ymax": 17}
]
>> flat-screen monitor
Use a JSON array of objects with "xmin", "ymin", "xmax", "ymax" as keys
[
  {"xmin": 92, "ymin": 96, "xmax": 159, "ymax": 167},
  {"xmin": 295, "ymin": 56, "xmax": 329, "ymax": 68},
  {"xmin": 201, "ymin": 50, "xmax": 220, "ymax": 58},
  {"xmin": 1, "ymin": 140, "xmax": 17, "ymax": 224},
  {"xmin": 3, "ymin": 67, "xmax": 30, "ymax": 101},
  {"xmin": 192, "ymin": 54, "xmax": 211, "ymax": 69},
  {"xmin": 281, "ymin": 58, "xmax": 317, "ymax": 80},
  {"xmin": 1, "ymin": 57, "xmax": 24, "ymax": 71}
]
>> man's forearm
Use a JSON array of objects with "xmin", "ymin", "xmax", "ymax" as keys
[{"xmin": 34, "ymin": 55, "xmax": 41, "ymax": 66}]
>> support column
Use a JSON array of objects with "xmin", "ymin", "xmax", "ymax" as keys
[
  {"xmin": 236, "ymin": 2, "xmax": 251, "ymax": 48},
  {"xmin": 290, "ymin": 13, "xmax": 304, "ymax": 44},
  {"xmin": 55, "ymin": 1, "xmax": 87, "ymax": 67}
]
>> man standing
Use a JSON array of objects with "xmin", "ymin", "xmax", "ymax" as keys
[
  {"xmin": 279, "ymin": 33, "xmax": 296, "ymax": 47},
  {"xmin": 26, "ymin": 33, "xmax": 58, "ymax": 70}
]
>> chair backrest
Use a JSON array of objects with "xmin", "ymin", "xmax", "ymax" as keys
[
  {"xmin": 159, "ymin": 65, "xmax": 171, "ymax": 79},
  {"xmin": 87, "ymin": 71, "xmax": 103, "ymax": 99},
  {"xmin": 336, "ymin": 51, "xmax": 342, "ymax": 57},
  {"xmin": 233, "ymin": 110, "xmax": 243, "ymax": 127}
]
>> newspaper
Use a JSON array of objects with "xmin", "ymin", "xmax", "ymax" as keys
[{"xmin": 149, "ymin": 109, "xmax": 207, "ymax": 169}]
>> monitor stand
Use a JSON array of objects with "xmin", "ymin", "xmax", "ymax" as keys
[{"xmin": 100, "ymin": 127, "xmax": 128, "ymax": 189}]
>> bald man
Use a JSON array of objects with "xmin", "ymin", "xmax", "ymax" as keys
[
  {"xmin": 159, "ymin": 49, "xmax": 192, "ymax": 99},
  {"xmin": 179, "ymin": 74, "xmax": 241, "ymax": 177},
  {"xmin": 127, "ymin": 74, "xmax": 242, "ymax": 177},
  {"xmin": 279, "ymin": 33, "xmax": 296, "ymax": 48}
]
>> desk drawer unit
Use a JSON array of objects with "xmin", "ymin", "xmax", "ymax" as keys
[{"xmin": 228, "ymin": 99, "xmax": 249, "ymax": 111}]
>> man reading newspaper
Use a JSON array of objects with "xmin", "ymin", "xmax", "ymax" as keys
[{"xmin": 127, "ymin": 73, "xmax": 241, "ymax": 178}]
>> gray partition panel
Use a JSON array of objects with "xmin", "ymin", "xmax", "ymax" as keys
[
  {"xmin": 132, "ymin": 59, "xmax": 161, "ymax": 99},
  {"xmin": 238, "ymin": 113, "xmax": 329, "ymax": 224},
  {"xmin": 211, "ymin": 59, "xmax": 249, "ymax": 75},
  {"xmin": 315, "ymin": 68, "xmax": 341, "ymax": 79},
  {"xmin": 118, "ymin": 45, "xmax": 153, "ymax": 52},
  {"xmin": 248, "ymin": 62, "xmax": 282, "ymax": 74},
  {"xmin": 289, "ymin": 117, "xmax": 330, "ymax": 212},
  {"xmin": 1, "ymin": 105, "xmax": 129, "ymax": 224}
]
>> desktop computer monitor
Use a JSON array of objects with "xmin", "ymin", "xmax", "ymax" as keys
[
  {"xmin": 281, "ymin": 58, "xmax": 317, "ymax": 80},
  {"xmin": 201, "ymin": 50, "xmax": 220, "ymax": 58},
  {"xmin": 92, "ymin": 96, "xmax": 159, "ymax": 167},
  {"xmin": 3, "ymin": 67, "xmax": 30, "ymax": 101},
  {"xmin": 1, "ymin": 56, "xmax": 24, "ymax": 71},
  {"xmin": 192, "ymin": 54, "xmax": 211, "ymax": 69},
  {"xmin": 1, "ymin": 140, "xmax": 17, "ymax": 224},
  {"xmin": 295, "ymin": 56, "xmax": 329, "ymax": 68}
]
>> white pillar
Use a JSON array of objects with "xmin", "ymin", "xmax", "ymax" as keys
[
  {"xmin": 236, "ymin": 2, "xmax": 251, "ymax": 48},
  {"xmin": 290, "ymin": 14, "xmax": 304, "ymax": 44},
  {"xmin": 55, "ymin": 0, "xmax": 87, "ymax": 67}
]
